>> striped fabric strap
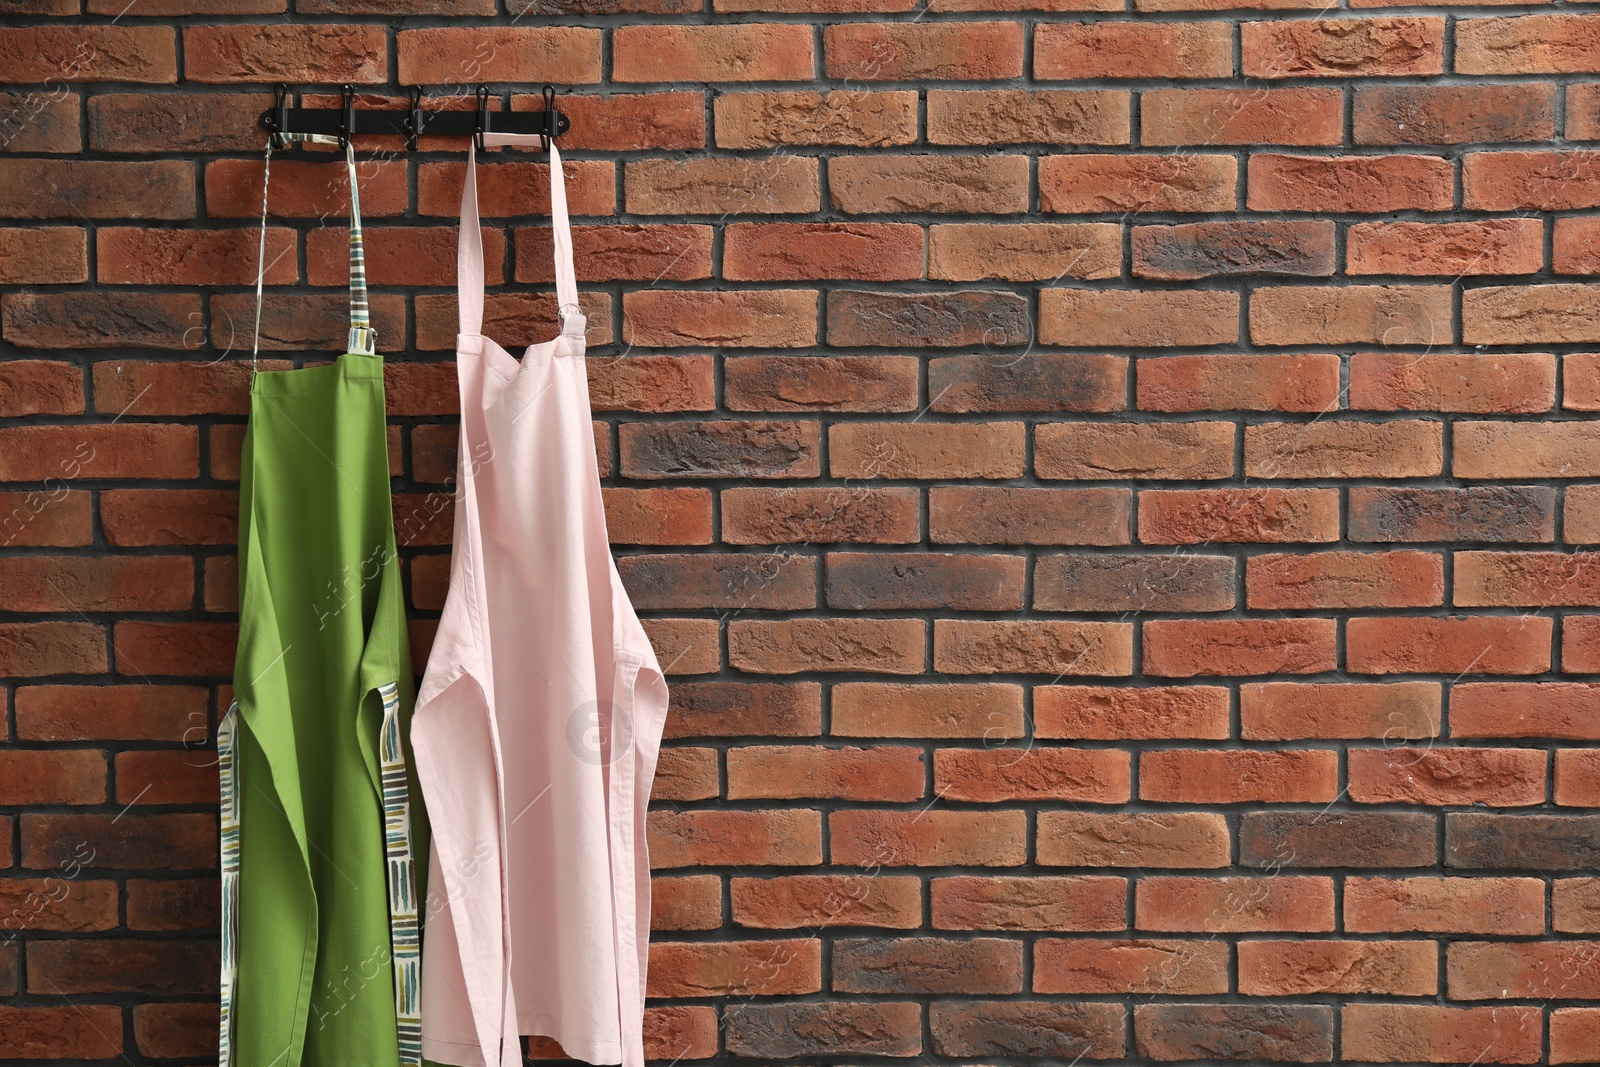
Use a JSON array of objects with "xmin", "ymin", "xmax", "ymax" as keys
[
  {"xmin": 250, "ymin": 131, "xmax": 375, "ymax": 370},
  {"xmin": 378, "ymin": 680, "xmax": 423, "ymax": 1066},
  {"xmin": 217, "ymin": 702, "xmax": 241, "ymax": 1067}
]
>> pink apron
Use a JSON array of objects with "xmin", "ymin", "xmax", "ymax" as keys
[{"xmin": 411, "ymin": 131, "xmax": 670, "ymax": 1067}]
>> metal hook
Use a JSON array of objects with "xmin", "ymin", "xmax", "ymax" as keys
[
  {"xmin": 474, "ymin": 85, "xmax": 490, "ymax": 151},
  {"xmin": 269, "ymin": 83, "xmax": 291, "ymax": 150},
  {"xmin": 338, "ymin": 84, "xmax": 356, "ymax": 148},
  {"xmin": 406, "ymin": 86, "xmax": 425, "ymax": 152},
  {"xmin": 541, "ymin": 84, "xmax": 557, "ymax": 152}
]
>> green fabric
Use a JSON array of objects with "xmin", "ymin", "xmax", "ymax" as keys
[{"xmin": 231, "ymin": 353, "xmax": 425, "ymax": 1067}]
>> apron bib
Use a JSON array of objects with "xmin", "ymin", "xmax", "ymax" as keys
[
  {"xmin": 220, "ymin": 134, "xmax": 424, "ymax": 1067},
  {"xmin": 411, "ymin": 133, "xmax": 670, "ymax": 1067}
]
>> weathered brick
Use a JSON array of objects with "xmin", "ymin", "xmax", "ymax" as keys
[
  {"xmin": 1135, "ymin": 1004, "xmax": 1334, "ymax": 1061},
  {"xmin": 1137, "ymin": 354, "xmax": 1340, "ymax": 412},
  {"xmin": 1448, "ymin": 812, "xmax": 1600, "ymax": 870},
  {"xmin": 731, "ymin": 874, "xmax": 922, "ymax": 929},
  {"xmin": 1453, "ymin": 683, "xmax": 1600, "ymax": 740},
  {"xmin": 1249, "ymin": 154, "xmax": 1453, "ymax": 212},
  {"xmin": 0, "ymin": 1005, "xmax": 123, "ymax": 1060},
  {"xmin": 825, "ymin": 22, "xmax": 1022, "ymax": 80},
  {"xmin": 730, "ymin": 618, "xmax": 924, "ymax": 674},
  {"xmin": 1034, "ymin": 685, "xmax": 1230, "ymax": 740},
  {"xmin": 930, "ymin": 1001, "xmax": 1125, "ymax": 1059},
  {"xmin": 728, "ymin": 744, "xmax": 922, "ymax": 801},
  {"xmin": 0, "ymin": 228, "xmax": 87, "ymax": 284},
  {"xmin": 936, "ymin": 747, "xmax": 1130, "ymax": 803},
  {"xmin": 1141, "ymin": 87, "xmax": 1341, "ymax": 146},
  {"xmin": 1241, "ymin": 681, "xmax": 1440, "ymax": 740},
  {"xmin": 934, "ymin": 620, "xmax": 1134, "ymax": 676},
  {"xmin": 1553, "ymin": 1009, "xmax": 1600, "ymax": 1064},
  {"xmin": 831, "ymin": 154, "xmax": 1029, "ymax": 214},
  {"xmin": 725, "ymin": 355, "xmax": 919, "ymax": 412},
  {"xmin": 625, "ymin": 157, "xmax": 817, "ymax": 215},
  {"xmin": 649, "ymin": 939, "xmax": 820, "ymax": 998},
  {"xmin": 832, "ymin": 809, "xmax": 1026, "ymax": 866},
  {"xmin": 1554, "ymin": 218, "xmax": 1600, "ymax": 275},
  {"xmin": 1246, "ymin": 549, "xmax": 1443, "ymax": 609},
  {"xmin": 1242, "ymin": 17, "xmax": 1444, "ymax": 77},
  {"xmin": 726, "ymin": 1003, "xmax": 922, "ymax": 1059},
  {"xmin": 1348, "ymin": 219, "xmax": 1543, "ymax": 278},
  {"xmin": 649, "ymin": 810, "xmax": 821, "ymax": 868},
  {"xmin": 1239, "ymin": 812, "xmax": 1438, "ymax": 869},
  {"xmin": 832, "ymin": 682, "xmax": 1023, "ymax": 739},
  {"xmin": 604, "ymin": 488, "xmax": 712, "ymax": 546},
  {"xmin": 1144, "ymin": 618, "xmax": 1337, "ymax": 676},
  {"xmin": 721, "ymin": 486, "xmax": 919, "ymax": 544},
  {"xmin": 617, "ymin": 553, "xmax": 816, "ymax": 611},
  {"xmin": 930, "ymin": 222, "xmax": 1119, "ymax": 282},
  {"xmin": 1133, "ymin": 220, "xmax": 1335, "ymax": 280},
  {"xmin": 1465, "ymin": 151, "xmax": 1600, "ymax": 210},
  {"xmin": 0, "ymin": 160, "xmax": 193, "ymax": 219},
  {"xmin": 725, "ymin": 222, "xmax": 922, "ymax": 281},
  {"xmin": 1349, "ymin": 486, "xmax": 1556, "ymax": 543},
  {"xmin": 827, "ymin": 290, "xmax": 1030, "ymax": 348},
  {"xmin": 1349, "ymin": 615, "xmax": 1552, "ymax": 675},
  {"xmin": 825, "ymin": 552, "xmax": 1024, "ymax": 611},
  {"xmin": 396, "ymin": 27, "xmax": 600, "ymax": 85},
  {"xmin": 1354, "ymin": 83, "xmax": 1556, "ymax": 144},
  {"xmin": 1139, "ymin": 488, "xmax": 1340, "ymax": 544},
  {"xmin": 1039, "ymin": 288, "xmax": 1239, "ymax": 347},
  {"xmin": 931, "ymin": 875, "xmax": 1126, "ymax": 931},
  {"xmin": 1037, "ymin": 938, "xmax": 1228, "ymax": 995},
  {"xmin": 927, "ymin": 89, "xmax": 1129, "ymax": 146},
  {"xmin": 1040, "ymin": 154, "xmax": 1236, "ymax": 214},
  {"xmin": 1034, "ymin": 553, "xmax": 1235, "ymax": 613},
  {"xmin": 1136, "ymin": 876, "xmax": 1336, "ymax": 932},
  {"xmin": 1349, "ymin": 746, "xmax": 1546, "ymax": 806},
  {"xmin": 716, "ymin": 91, "xmax": 917, "ymax": 148},
  {"xmin": 1250, "ymin": 284, "xmax": 1451, "ymax": 346},
  {"xmin": 665, "ymin": 682, "xmax": 820, "ymax": 739},
  {"xmin": 1342, "ymin": 1004, "xmax": 1541, "ymax": 1064},
  {"xmin": 1455, "ymin": 15, "xmax": 1600, "ymax": 76},
  {"xmin": 0, "ymin": 25, "xmax": 176, "ymax": 83},
  {"xmin": 1039, "ymin": 812, "xmax": 1229, "ymax": 869},
  {"xmin": 1035, "ymin": 21, "xmax": 1233, "ymax": 79},
  {"xmin": 1036, "ymin": 422, "xmax": 1234, "ymax": 481},
  {"xmin": 1143, "ymin": 749, "xmax": 1338, "ymax": 804},
  {"xmin": 1346, "ymin": 876, "xmax": 1545, "ymax": 934},
  {"xmin": 834, "ymin": 937, "xmax": 1022, "ymax": 994},
  {"xmin": 932, "ymin": 486, "xmax": 1130, "ymax": 546},
  {"xmin": 184, "ymin": 23, "xmax": 385, "ymax": 82},
  {"xmin": 1456, "ymin": 420, "xmax": 1600, "ymax": 476},
  {"xmin": 554, "ymin": 91, "xmax": 705, "ymax": 151},
  {"xmin": 624, "ymin": 290, "xmax": 817, "ymax": 348},
  {"xmin": 929, "ymin": 355, "xmax": 1125, "ymax": 413}
]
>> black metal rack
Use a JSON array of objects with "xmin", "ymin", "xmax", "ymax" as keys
[{"xmin": 259, "ymin": 84, "xmax": 570, "ymax": 151}]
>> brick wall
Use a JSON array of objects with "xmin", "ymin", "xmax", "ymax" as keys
[{"xmin": 3, "ymin": 1, "xmax": 1600, "ymax": 1064}]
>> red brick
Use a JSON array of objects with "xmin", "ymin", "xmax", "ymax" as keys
[
  {"xmin": 1572, "ymin": 83, "xmax": 1600, "ymax": 140},
  {"xmin": 728, "ymin": 1003, "xmax": 920, "ymax": 1059},
  {"xmin": 1239, "ymin": 940, "xmax": 1437, "ymax": 996},
  {"xmin": 834, "ymin": 936, "xmax": 1021, "ymax": 996},
  {"xmin": 88, "ymin": 92, "xmax": 266, "ymax": 154},
  {"xmin": 624, "ymin": 290, "xmax": 815, "ymax": 349},
  {"xmin": 114, "ymin": 621, "xmax": 237, "ymax": 677},
  {"xmin": 1035, "ymin": 21, "xmax": 1233, "ymax": 79},
  {"xmin": 1041, "ymin": 154, "xmax": 1236, "ymax": 214},
  {"xmin": 0, "ymin": 93, "xmax": 78, "ymax": 154},
  {"xmin": 625, "ymin": 156, "xmax": 814, "ymax": 215},
  {"xmin": 649, "ymin": 810, "xmax": 820, "ymax": 868},
  {"xmin": 126, "ymin": 878, "xmax": 219, "ymax": 932},
  {"xmin": 1248, "ymin": 422, "xmax": 1452, "ymax": 479},
  {"xmin": 1039, "ymin": 288, "xmax": 1239, "ymax": 347},
  {"xmin": 932, "ymin": 486, "xmax": 1130, "ymax": 546},
  {"xmin": 723, "ymin": 355, "xmax": 900, "ymax": 412},
  {"xmin": 0, "ymin": 555, "xmax": 192, "ymax": 613},
  {"xmin": 1351, "ymin": 352, "xmax": 1554, "ymax": 415},
  {"xmin": 934, "ymin": 619, "xmax": 1133, "ymax": 675},
  {"xmin": 714, "ymin": 89, "xmax": 916, "ymax": 148},
  {"xmin": 931, "ymin": 1001, "xmax": 1123, "ymax": 1059},
  {"xmin": 1354, "ymin": 83, "xmax": 1556, "ymax": 144},
  {"xmin": 1456, "ymin": 15, "xmax": 1600, "ymax": 75},
  {"xmin": 0, "ymin": 490, "xmax": 92, "ymax": 549},
  {"xmin": 720, "ymin": 486, "xmax": 919, "ymax": 544},
  {"xmin": 1143, "ymin": 749, "xmax": 1338, "ymax": 803},
  {"xmin": 831, "ymin": 154, "xmax": 1027, "ymax": 214},
  {"xmin": 1556, "ymin": 749, "xmax": 1600, "ymax": 806},
  {"xmin": 23, "ymin": 812, "xmax": 215, "ymax": 870},
  {"xmin": 1556, "ymin": 879, "xmax": 1600, "ymax": 933},
  {"xmin": 1457, "ymin": 550, "xmax": 1600, "ymax": 607},
  {"xmin": 1137, "ymin": 876, "xmax": 1335, "ymax": 932},
  {"xmin": 831, "ymin": 810, "xmax": 1026, "ymax": 866},
  {"xmin": 1347, "ymin": 615, "xmax": 1553, "ymax": 674},
  {"xmin": 115, "ymin": 751, "xmax": 219, "ymax": 805},
  {"xmin": 551, "ymin": 91, "xmax": 704, "ymax": 151},
  {"xmin": 0, "ymin": 25, "xmax": 176, "ymax": 83},
  {"xmin": 1553, "ymin": 1009, "xmax": 1600, "ymax": 1065},
  {"xmin": 649, "ymin": 939, "xmax": 820, "ymax": 998},
  {"xmin": 642, "ymin": 619, "xmax": 718, "ymax": 676},
  {"xmin": 99, "ymin": 226, "xmax": 296, "ymax": 287},
  {"xmin": 0, "ymin": 359, "xmax": 82, "ymax": 417},
  {"xmin": 664, "ymin": 682, "xmax": 820, "ymax": 740},
  {"xmin": 825, "ymin": 22, "xmax": 1022, "ymax": 80},
  {"xmin": 1242, "ymin": 17, "xmax": 1445, "ymax": 77},
  {"xmin": 1249, "ymin": 153, "xmax": 1453, "ymax": 212},
  {"xmin": 1455, "ymin": 420, "xmax": 1600, "ymax": 475},
  {"xmin": 1246, "ymin": 549, "xmax": 1443, "ymax": 609},
  {"xmin": 1033, "ymin": 552, "xmax": 1233, "ymax": 613},
  {"xmin": 615, "ymin": 24, "xmax": 813, "ymax": 83},
  {"xmin": 1141, "ymin": 87, "xmax": 1341, "ymax": 146},
  {"xmin": 727, "ymin": 745, "xmax": 923, "ymax": 801},
  {"xmin": 420, "ymin": 158, "xmax": 613, "ymax": 218},
  {"xmin": 0, "ymin": 622, "xmax": 106, "ymax": 677},
  {"xmin": 587, "ymin": 355, "xmax": 714, "ymax": 414},
  {"xmin": 603, "ymin": 488, "xmax": 712, "ymax": 546},
  {"xmin": 1133, "ymin": 220, "xmax": 1335, "ymax": 280},
  {"xmin": 731, "ymin": 874, "xmax": 923, "ymax": 929},
  {"xmin": 0, "ymin": 160, "xmax": 194, "ymax": 219},
  {"xmin": 1140, "ymin": 488, "xmax": 1339, "ymax": 544},
  {"xmin": 830, "ymin": 422, "xmax": 1024, "ymax": 479},
  {"xmin": 621, "ymin": 419, "xmax": 819, "ymax": 479},
  {"xmin": 0, "ymin": 750, "xmax": 105, "ymax": 805},
  {"xmin": 725, "ymin": 222, "xmax": 922, "ymax": 281},
  {"xmin": 930, "ymin": 222, "xmax": 1119, "ymax": 282},
  {"xmin": 831, "ymin": 682, "xmax": 1024, "ymax": 739},
  {"xmin": 0, "ymin": 1006, "xmax": 123, "ymax": 1060},
  {"xmin": 396, "ymin": 27, "xmax": 601, "ymax": 85},
  {"xmin": 100, "ymin": 490, "xmax": 237, "ymax": 548},
  {"xmin": 1466, "ymin": 151, "xmax": 1600, "ymax": 210},
  {"xmin": 1348, "ymin": 219, "xmax": 1543, "ymax": 277},
  {"xmin": 1555, "ymin": 218, "xmax": 1600, "ymax": 275},
  {"xmin": 927, "ymin": 89, "xmax": 1128, "ymax": 146},
  {"xmin": 1347, "ymin": 876, "xmax": 1544, "ymax": 934},
  {"xmin": 1037, "ymin": 938, "xmax": 1228, "ymax": 995},
  {"xmin": 1035, "ymin": 685, "xmax": 1229, "ymax": 740},
  {"xmin": 1450, "ymin": 940, "xmax": 1600, "ymax": 1000},
  {"xmin": 1250, "ymin": 284, "xmax": 1451, "ymax": 347},
  {"xmin": 1143, "ymin": 618, "xmax": 1337, "ymax": 676},
  {"xmin": 184, "ymin": 23, "xmax": 385, "ymax": 82},
  {"xmin": 825, "ymin": 552, "xmax": 1024, "ymax": 611},
  {"xmin": 828, "ymin": 290, "xmax": 1028, "ymax": 347},
  {"xmin": 932, "ymin": 875, "xmax": 1126, "ymax": 931},
  {"xmin": 1039, "ymin": 812, "xmax": 1229, "ymax": 869},
  {"xmin": 1349, "ymin": 746, "xmax": 1546, "ymax": 806},
  {"xmin": 729, "ymin": 618, "xmax": 924, "ymax": 674},
  {"xmin": 16, "ymin": 684, "xmax": 206, "ymax": 742},
  {"xmin": 133, "ymin": 1003, "xmax": 217, "ymax": 1060},
  {"xmin": 1242, "ymin": 681, "xmax": 1440, "ymax": 740},
  {"xmin": 0, "ymin": 227, "xmax": 88, "ymax": 284},
  {"xmin": 1453, "ymin": 682, "xmax": 1600, "ymax": 740},
  {"xmin": 935, "ymin": 747, "xmax": 1130, "ymax": 803},
  {"xmin": 1036, "ymin": 422, "xmax": 1234, "ymax": 480},
  {"xmin": 1141, "ymin": 355, "xmax": 1338, "ymax": 415},
  {"xmin": 1569, "ymin": 617, "xmax": 1600, "ymax": 669},
  {"xmin": 27, "ymin": 938, "xmax": 216, "ymax": 995}
]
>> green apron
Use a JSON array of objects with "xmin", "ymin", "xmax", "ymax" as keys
[{"xmin": 219, "ymin": 134, "xmax": 424, "ymax": 1067}]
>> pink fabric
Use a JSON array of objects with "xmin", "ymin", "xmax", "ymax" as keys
[{"xmin": 412, "ymin": 132, "xmax": 669, "ymax": 1067}]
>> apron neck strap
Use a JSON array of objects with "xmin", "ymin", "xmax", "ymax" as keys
[
  {"xmin": 458, "ymin": 134, "xmax": 580, "ymax": 340},
  {"xmin": 251, "ymin": 135, "xmax": 375, "ymax": 373}
]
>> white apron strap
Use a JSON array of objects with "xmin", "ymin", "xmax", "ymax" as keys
[{"xmin": 457, "ymin": 133, "xmax": 581, "ymax": 340}]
